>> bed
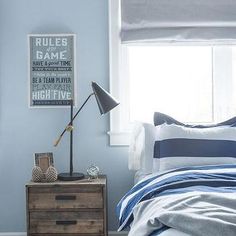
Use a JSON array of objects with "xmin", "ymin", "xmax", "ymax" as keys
[{"xmin": 117, "ymin": 113, "xmax": 236, "ymax": 236}]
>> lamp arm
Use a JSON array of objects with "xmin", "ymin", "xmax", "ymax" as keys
[
  {"xmin": 70, "ymin": 93, "xmax": 95, "ymax": 125},
  {"xmin": 54, "ymin": 93, "xmax": 95, "ymax": 147}
]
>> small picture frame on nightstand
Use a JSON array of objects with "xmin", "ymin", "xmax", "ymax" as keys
[{"xmin": 35, "ymin": 152, "xmax": 54, "ymax": 173}]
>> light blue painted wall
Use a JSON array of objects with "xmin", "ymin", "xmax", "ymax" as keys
[{"xmin": 0, "ymin": 0, "xmax": 134, "ymax": 231}]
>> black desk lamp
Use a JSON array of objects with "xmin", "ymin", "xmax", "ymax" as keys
[{"xmin": 54, "ymin": 81, "xmax": 119, "ymax": 181}]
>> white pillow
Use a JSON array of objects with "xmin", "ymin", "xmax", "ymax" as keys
[
  {"xmin": 129, "ymin": 122, "xmax": 157, "ymax": 174},
  {"xmin": 153, "ymin": 124, "xmax": 236, "ymax": 172},
  {"xmin": 129, "ymin": 122, "xmax": 144, "ymax": 171}
]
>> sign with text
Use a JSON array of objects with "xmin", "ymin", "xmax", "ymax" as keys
[{"xmin": 28, "ymin": 34, "xmax": 76, "ymax": 107}]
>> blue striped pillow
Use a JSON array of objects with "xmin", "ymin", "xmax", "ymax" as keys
[{"xmin": 153, "ymin": 124, "xmax": 236, "ymax": 172}]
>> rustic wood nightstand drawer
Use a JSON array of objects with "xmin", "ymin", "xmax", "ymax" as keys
[
  {"xmin": 28, "ymin": 186, "xmax": 103, "ymax": 209},
  {"xmin": 29, "ymin": 211, "xmax": 104, "ymax": 234},
  {"xmin": 26, "ymin": 177, "xmax": 107, "ymax": 236}
]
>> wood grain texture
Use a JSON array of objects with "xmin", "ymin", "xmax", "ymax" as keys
[
  {"xmin": 30, "ymin": 234, "xmax": 104, "ymax": 236},
  {"xmin": 26, "ymin": 176, "xmax": 107, "ymax": 236},
  {"xmin": 27, "ymin": 175, "xmax": 106, "ymax": 187},
  {"xmin": 29, "ymin": 191, "xmax": 103, "ymax": 209},
  {"xmin": 30, "ymin": 211, "xmax": 103, "ymax": 234}
]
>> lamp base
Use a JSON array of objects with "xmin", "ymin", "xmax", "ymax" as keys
[{"xmin": 58, "ymin": 172, "xmax": 85, "ymax": 181}]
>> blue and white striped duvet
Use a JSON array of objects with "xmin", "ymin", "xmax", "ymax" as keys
[{"xmin": 117, "ymin": 164, "xmax": 236, "ymax": 236}]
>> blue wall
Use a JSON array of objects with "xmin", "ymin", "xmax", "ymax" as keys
[{"xmin": 0, "ymin": 0, "xmax": 134, "ymax": 231}]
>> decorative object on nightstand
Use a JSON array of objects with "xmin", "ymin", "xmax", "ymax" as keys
[
  {"xmin": 54, "ymin": 81, "xmax": 119, "ymax": 181},
  {"xmin": 32, "ymin": 152, "xmax": 58, "ymax": 182},
  {"xmin": 45, "ymin": 166, "xmax": 58, "ymax": 182},
  {"xmin": 87, "ymin": 164, "xmax": 100, "ymax": 179},
  {"xmin": 31, "ymin": 166, "xmax": 44, "ymax": 182},
  {"xmin": 26, "ymin": 176, "xmax": 107, "ymax": 236}
]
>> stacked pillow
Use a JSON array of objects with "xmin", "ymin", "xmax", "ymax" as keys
[
  {"xmin": 153, "ymin": 112, "xmax": 236, "ymax": 172},
  {"xmin": 153, "ymin": 112, "xmax": 236, "ymax": 127},
  {"xmin": 129, "ymin": 112, "xmax": 236, "ymax": 176},
  {"xmin": 129, "ymin": 122, "xmax": 158, "ymax": 174}
]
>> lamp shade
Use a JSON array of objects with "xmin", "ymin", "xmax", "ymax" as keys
[{"xmin": 91, "ymin": 81, "xmax": 119, "ymax": 114}]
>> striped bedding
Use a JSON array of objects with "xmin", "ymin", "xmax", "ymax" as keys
[{"xmin": 117, "ymin": 164, "xmax": 236, "ymax": 236}]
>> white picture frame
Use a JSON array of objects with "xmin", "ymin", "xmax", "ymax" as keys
[{"xmin": 34, "ymin": 152, "xmax": 54, "ymax": 173}]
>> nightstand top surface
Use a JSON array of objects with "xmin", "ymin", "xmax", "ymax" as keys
[{"xmin": 26, "ymin": 175, "xmax": 106, "ymax": 187}]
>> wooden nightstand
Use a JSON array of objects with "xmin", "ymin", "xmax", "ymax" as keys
[{"xmin": 26, "ymin": 176, "xmax": 107, "ymax": 236}]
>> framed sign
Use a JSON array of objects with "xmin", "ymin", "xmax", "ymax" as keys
[{"xmin": 28, "ymin": 34, "xmax": 76, "ymax": 107}]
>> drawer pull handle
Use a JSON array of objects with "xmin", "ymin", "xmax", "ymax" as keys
[
  {"xmin": 55, "ymin": 195, "xmax": 76, "ymax": 200},
  {"xmin": 56, "ymin": 220, "xmax": 77, "ymax": 225}
]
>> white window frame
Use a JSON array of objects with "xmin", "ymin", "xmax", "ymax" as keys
[
  {"xmin": 108, "ymin": 0, "xmax": 236, "ymax": 146},
  {"xmin": 109, "ymin": 0, "xmax": 131, "ymax": 146}
]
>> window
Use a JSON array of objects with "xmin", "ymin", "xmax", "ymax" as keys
[
  {"xmin": 108, "ymin": 1, "xmax": 236, "ymax": 145},
  {"xmin": 128, "ymin": 46, "xmax": 213, "ymax": 124}
]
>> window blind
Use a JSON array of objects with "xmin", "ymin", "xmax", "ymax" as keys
[{"xmin": 121, "ymin": 0, "xmax": 236, "ymax": 43}]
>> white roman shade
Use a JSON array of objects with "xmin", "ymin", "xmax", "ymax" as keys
[{"xmin": 121, "ymin": 0, "xmax": 236, "ymax": 43}]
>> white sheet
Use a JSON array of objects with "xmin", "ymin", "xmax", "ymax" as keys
[
  {"xmin": 128, "ymin": 181, "xmax": 190, "ymax": 235},
  {"xmin": 159, "ymin": 228, "xmax": 190, "ymax": 236},
  {"xmin": 134, "ymin": 171, "xmax": 152, "ymax": 184}
]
